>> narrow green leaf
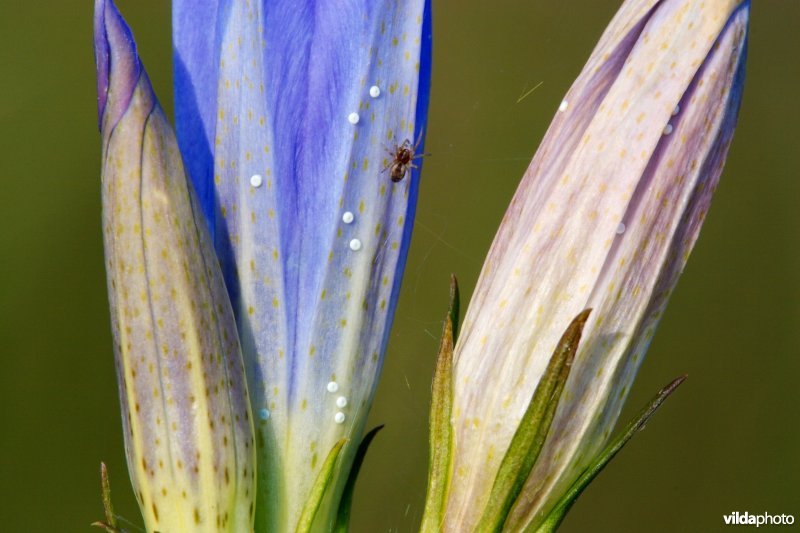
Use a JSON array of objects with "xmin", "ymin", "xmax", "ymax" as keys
[
  {"xmin": 91, "ymin": 462, "xmax": 124, "ymax": 532},
  {"xmin": 333, "ymin": 425, "xmax": 384, "ymax": 533},
  {"xmin": 100, "ymin": 463, "xmax": 116, "ymax": 527},
  {"xmin": 419, "ymin": 276, "xmax": 460, "ymax": 533},
  {"xmin": 448, "ymin": 274, "xmax": 461, "ymax": 343},
  {"xmin": 476, "ymin": 309, "xmax": 592, "ymax": 533},
  {"xmin": 295, "ymin": 438, "xmax": 347, "ymax": 533},
  {"xmin": 532, "ymin": 375, "xmax": 687, "ymax": 533}
]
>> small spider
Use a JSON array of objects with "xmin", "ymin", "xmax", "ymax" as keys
[{"xmin": 383, "ymin": 134, "xmax": 426, "ymax": 183}]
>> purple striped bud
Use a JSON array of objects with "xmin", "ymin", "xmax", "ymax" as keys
[
  {"xmin": 95, "ymin": 1, "xmax": 255, "ymax": 530},
  {"xmin": 443, "ymin": 1, "xmax": 749, "ymax": 530}
]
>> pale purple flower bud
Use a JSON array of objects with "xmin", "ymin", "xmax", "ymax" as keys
[
  {"xmin": 95, "ymin": 1, "xmax": 255, "ymax": 530},
  {"xmin": 444, "ymin": 0, "xmax": 749, "ymax": 530}
]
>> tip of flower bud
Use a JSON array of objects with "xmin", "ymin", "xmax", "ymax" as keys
[{"xmin": 93, "ymin": 0, "xmax": 141, "ymax": 130}]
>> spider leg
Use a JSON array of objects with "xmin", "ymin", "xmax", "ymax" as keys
[{"xmin": 412, "ymin": 128, "xmax": 425, "ymax": 151}]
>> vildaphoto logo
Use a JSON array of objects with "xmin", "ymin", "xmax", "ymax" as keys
[{"xmin": 723, "ymin": 512, "xmax": 795, "ymax": 527}]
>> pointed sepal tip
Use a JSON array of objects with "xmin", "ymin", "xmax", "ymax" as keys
[
  {"xmin": 476, "ymin": 309, "xmax": 592, "ymax": 532},
  {"xmin": 534, "ymin": 375, "xmax": 688, "ymax": 532}
]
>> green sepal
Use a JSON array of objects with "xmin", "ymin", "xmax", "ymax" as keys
[
  {"xmin": 333, "ymin": 425, "xmax": 385, "ymax": 533},
  {"xmin": 91, "ymin": 462, "xmax": 124, "ymax": 533},
  {"xmin": 419, "ymin": 275, "xmax": 460, "ymax": 533},
  {"xmin": 448, "ymin": 274, "xmax": 460, "ymax": 343},
  {"xmin": 476, "ymin": 309, "xmax": 592, "ymax": 533},
  {"xmin": 295, "ymin": 438, "xmax": 347, "ymax": 533},
  {"xmin": 532, "ymin": 375, "xmax": 687, "ymax": 533}
]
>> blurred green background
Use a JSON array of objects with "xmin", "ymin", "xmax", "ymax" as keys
[{"xmin": 1, "ymin": 1, "xmax": 797, "ymax": 531}]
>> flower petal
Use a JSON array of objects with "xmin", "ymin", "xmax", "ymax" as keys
[
  {"xmin": 174, "ymin": 1, "xmax": 432, "ymax": 528},
  {"xmin": 94, "ymin": 0, "xmax": 139, "ymax": 133},
  {"xmin": 96, "ymin": 1, "xmax": 255, "ymax": 530},
  {"xmin": 172, "ymin": 0, "xmax": 222, "ymax": 222},
  {"xmin": 445, "ymin": 0, "xmax": 749, "ymax": 529}
]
